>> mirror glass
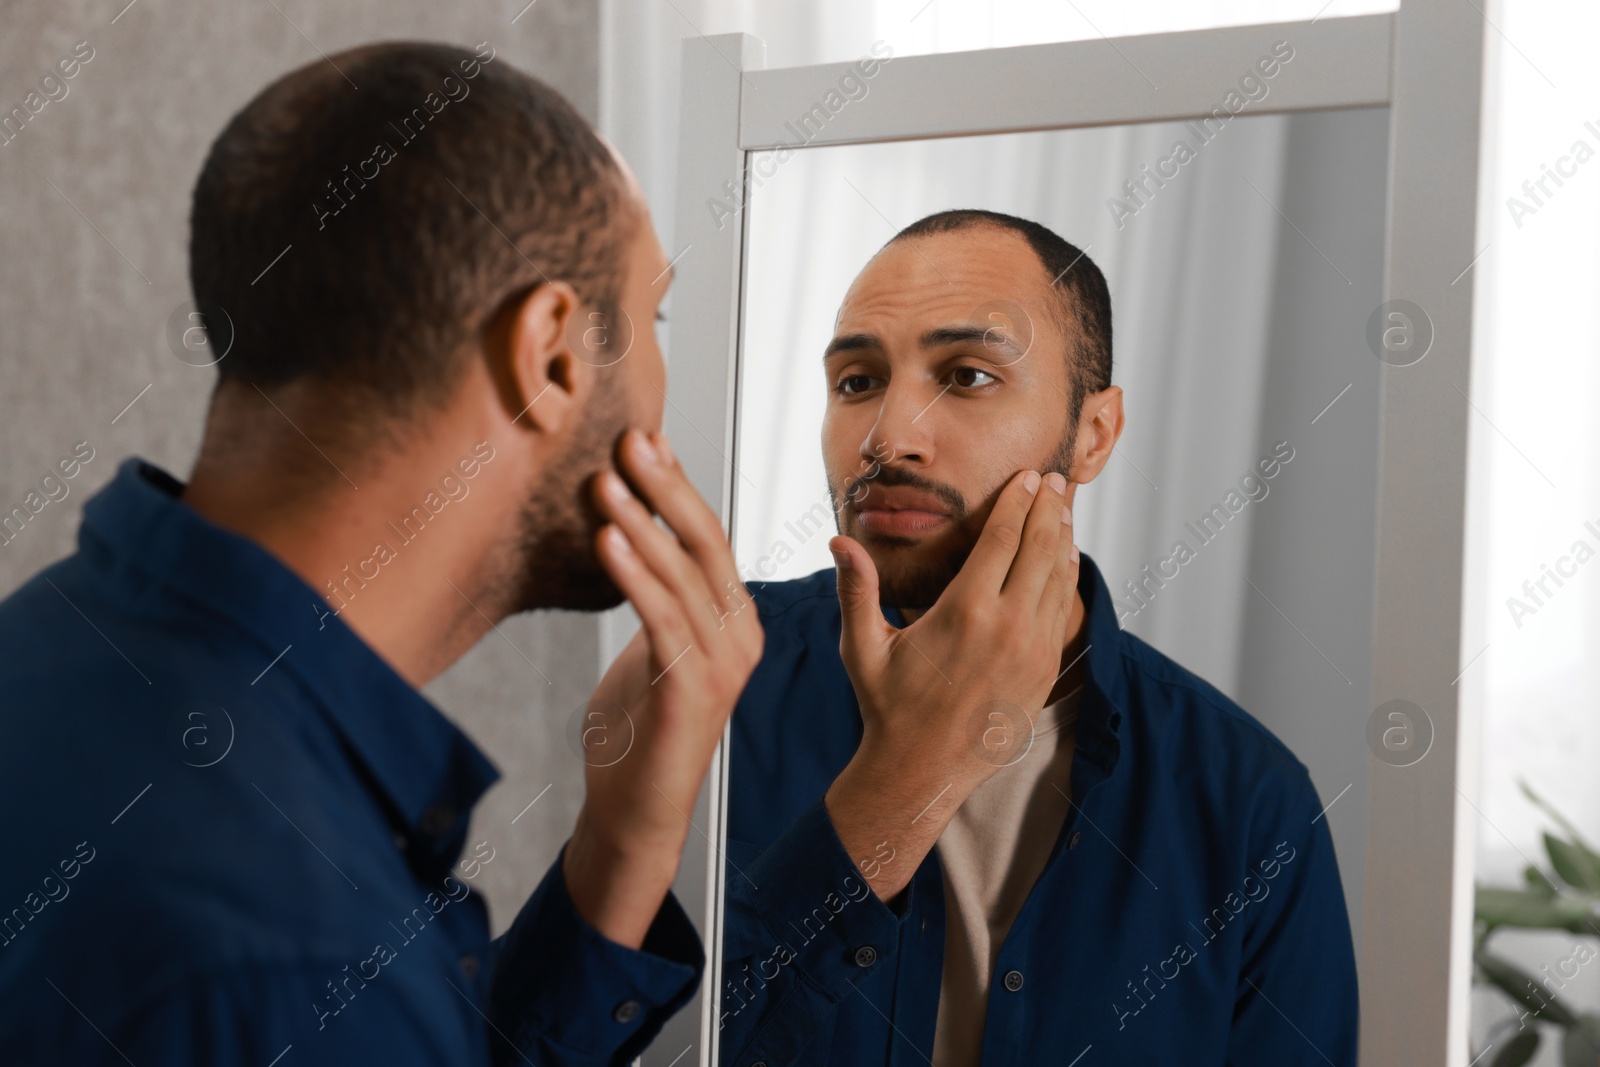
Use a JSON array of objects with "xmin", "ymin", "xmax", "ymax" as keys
[{"xmin": 717, "ymin": 105, "xmax": 1391, "ymax": 1060}]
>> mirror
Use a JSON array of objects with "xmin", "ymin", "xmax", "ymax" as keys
[{"xmin": 716, "ymin": 106, "xmax": 1389, "ymax": 1062}]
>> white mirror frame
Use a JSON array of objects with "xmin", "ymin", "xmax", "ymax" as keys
[{"xmin": 660, "ymin": 7, "xmax": 1488, "ymax": 1064}]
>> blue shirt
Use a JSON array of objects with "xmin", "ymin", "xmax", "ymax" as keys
[
  {"xmin": 0, "ymin": 458, "xmax": 703, "ymax": 1066},
  {"xmin": 719, "ymin": 557, "xmax": 1358, "ymax": 1066}
]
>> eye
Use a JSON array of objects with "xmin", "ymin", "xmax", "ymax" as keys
[
  {"xmin": 655, "ymin": 310, "xmax": 668, "ymax": 323},
  {"xmin": 834, "ymin": 374, "xmax": 882, "ymax": 396},
  {"xmin": 950, "ymin": 366, "xmax": 999, "ymax": 389}
]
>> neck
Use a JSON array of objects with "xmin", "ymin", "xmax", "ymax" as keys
[{"xmin": 182, "ymin": 397, "xmax": 520, "ymax": 689}]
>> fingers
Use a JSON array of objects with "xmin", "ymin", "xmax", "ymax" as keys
[
  {"xmin": 597, "ymin": 430, "xmax": 760, "ymax": 664},
  {"xmin": 614, "ymin": 430, "xmax": 751, "ymax": 619},
  {"xmin": 999, "ymin": 472, "xmax": 1069, "ymax": 605},
  {"xmin": 594, "ymin": 523, "xmax": 698, "ymax": 673},
  {"xmin": 830, "ymin": 535, "xmax": 887, "ymax": 673},
  {"xmin": 596, "ymin": 466, "xmax": 722, "ymax": 626},
  {"xmin": 946, "ymin": 470, "xmax": 1042, "ymax": 599},
  {"xmin": 1038, "ymin": 504, "xmax": 1080, "ymax": 636}
]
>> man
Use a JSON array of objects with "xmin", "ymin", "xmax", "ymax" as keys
[
  {"xmin": 718, "ymin": 210, "xmax": 1358, "ymax": 1065},
  {"xmin": 0, "ymin": 42, "xmax": 765, "ymax": 1065}
]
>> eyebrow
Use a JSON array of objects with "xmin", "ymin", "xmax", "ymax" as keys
[
  {"xmin": 921, "ymin": 325, "xmax": 1023, "ymax": 354},
  {"xmin": 823, "ymin": 332, "xmax": 878, "ymax": 360},
  {"xmin": 823, "ymin": 324, "xmax": 1024, "ymax": 360}
]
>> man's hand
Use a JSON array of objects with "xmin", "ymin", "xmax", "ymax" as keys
[
  {"xmin": 562, "ymin": 428, "xmax": 763, "ymax": 949},
  {"xmin": 825, "ymin": 469, "xmax": 1078, "ymax": 901}
]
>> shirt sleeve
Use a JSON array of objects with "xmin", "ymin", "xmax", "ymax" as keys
[
  {"xmin": 485, "ymin": 844, "xmax": 705, "ymax": 1066},
  {"xmin": 1225, "ymin": 771, "xmax": 1360, "ymax": 1067},
  {"xmin": 719, "ymin": 797, "xmax": 911, "ymax": 1066}
]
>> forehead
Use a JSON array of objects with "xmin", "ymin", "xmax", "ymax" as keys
[{"xmin": 836, "ymin": 226, "xmax": 1055, "ymax": 338}]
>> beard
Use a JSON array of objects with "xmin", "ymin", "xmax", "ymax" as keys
[
  {"xmin": 500, "ymin": 385, "xmax": 633, "ymax": 614},
  {"xmin": 827, "ymin": 426, "xmax": 1077, "ymax": 612}
]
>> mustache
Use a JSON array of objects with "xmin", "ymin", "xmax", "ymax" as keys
[{"xmin": 839, "ymin": 463, "xmax": 967, "ymax": 518}]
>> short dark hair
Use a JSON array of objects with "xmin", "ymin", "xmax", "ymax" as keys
[
  {"xmin": 889, "ymin": 209, "xmax": 1112, "ymax": 416},
  {"xmin": 189, "ymin": 41, "xmax": 629, "ymax": 436}
]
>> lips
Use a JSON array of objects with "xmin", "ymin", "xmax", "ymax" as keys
[{"xmin": 852, "ymin": 485, "xmax": 952, "ymax": 538}]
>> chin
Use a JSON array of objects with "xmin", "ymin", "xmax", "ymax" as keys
[
  {"xmin": 840, "ymin": 499, "xmax": 977, "ymax": 611},
  {"xmin": 875, "ymin": 576, "xmax": 950, "ymax": 612},
  {"xmin": 867, "ymin": 541, "xmax": 969, "ymax": 612},
  {"xmin": 501, "ymin": 479, "xmax": 630, "ymax": 614},
  {"xmin": 511, "ymin": 531, "xmax": 628, "ymax": 614},
  {"xmin": 520, "ymin": 574, "xmax": 626, "ymax": 613},
  {"xmin": 562, "ymin": 565, "xmax": 627, "ymax": 612}
]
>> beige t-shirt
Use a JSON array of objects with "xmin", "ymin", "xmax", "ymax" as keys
[{"xmin": 931, "ymin": 687, "xmax": 1081, "ymax": 1066}]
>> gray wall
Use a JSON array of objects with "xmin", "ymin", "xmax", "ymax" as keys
[{"xmin": 0, "ymin": 0, "xmax": 604, "ymax": 939}]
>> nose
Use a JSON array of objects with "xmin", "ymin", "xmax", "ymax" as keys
[{"xmin": 861, "ymin": 379, "xmax": 937, "ymax": 470}]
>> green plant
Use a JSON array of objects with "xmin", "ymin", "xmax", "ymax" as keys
[{"xmin": 1472, "ymin": 780, "xmax": 1600, "ymax": 1067}]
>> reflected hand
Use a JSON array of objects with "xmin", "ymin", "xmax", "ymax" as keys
[{"xmin": 825, "ymin": 469, "xmax": 1078, "ymax": 900}]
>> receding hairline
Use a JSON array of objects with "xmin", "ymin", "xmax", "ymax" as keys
[{"xmin": 838, "ymin": 221, "xmax": 1079, "ymax": 353}]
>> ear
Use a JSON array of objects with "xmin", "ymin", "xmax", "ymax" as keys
[
  {"xmin": 1069, "ymin": 385, "xmax": 1125, "ymax": 484},
  {"xmin": 498, "ymin": 280, "xmax": 590, "ymax": 437}
]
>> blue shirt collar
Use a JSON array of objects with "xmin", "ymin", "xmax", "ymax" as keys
[
  {"xmin": 79, "ymin": 458, "xmax": 500, "ymax": 842},
  {"xmin": 1066, "ymin": 551, "xmax": 1129, "ymax": 773}
]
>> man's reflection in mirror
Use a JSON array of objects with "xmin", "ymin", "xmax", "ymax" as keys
[{"xmin": 720, "ymin": 210, "xmax": 1357, "ymax": 1066}]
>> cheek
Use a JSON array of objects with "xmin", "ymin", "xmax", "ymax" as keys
[
  {"xmin": 640, "ymin": 317, "xmax": 664, "ymax": 376},
  {"xmin": 636, "ymin": 340, "xmax": 666, "ymax": 432},
  {"xmin": 951, "ymin": 420, "xmax": 1052, "ymax": 500},
  {"xmin": 819, "ymin": 408, "xmax": 864, "ymax": 481},
  {"xmin": 984, "ymin": 404, "xmax": 1067, "ymax": 463}
]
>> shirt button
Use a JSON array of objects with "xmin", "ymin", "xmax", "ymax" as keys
[
  {"xmin": 853, "ymin": 945, "xmax": 878, "ymax": 968},
  {"xmin": 1003, "ymin": 969, "xmax": 1025, "ymax": 992},
  {"xmin": 419, "ymin": 805, "xmax": 456, "ymax": 837},
  {"xmin": 1068, "ymin": 831, "xmax": 1082, "ymax": 850},
  {"xmin": 459, "ymin": 954, "xmax": 479, "ymax": 979},
  {"xmin": 613, "ymin": 999, "xmax": 642, "ymax": 1024}
]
